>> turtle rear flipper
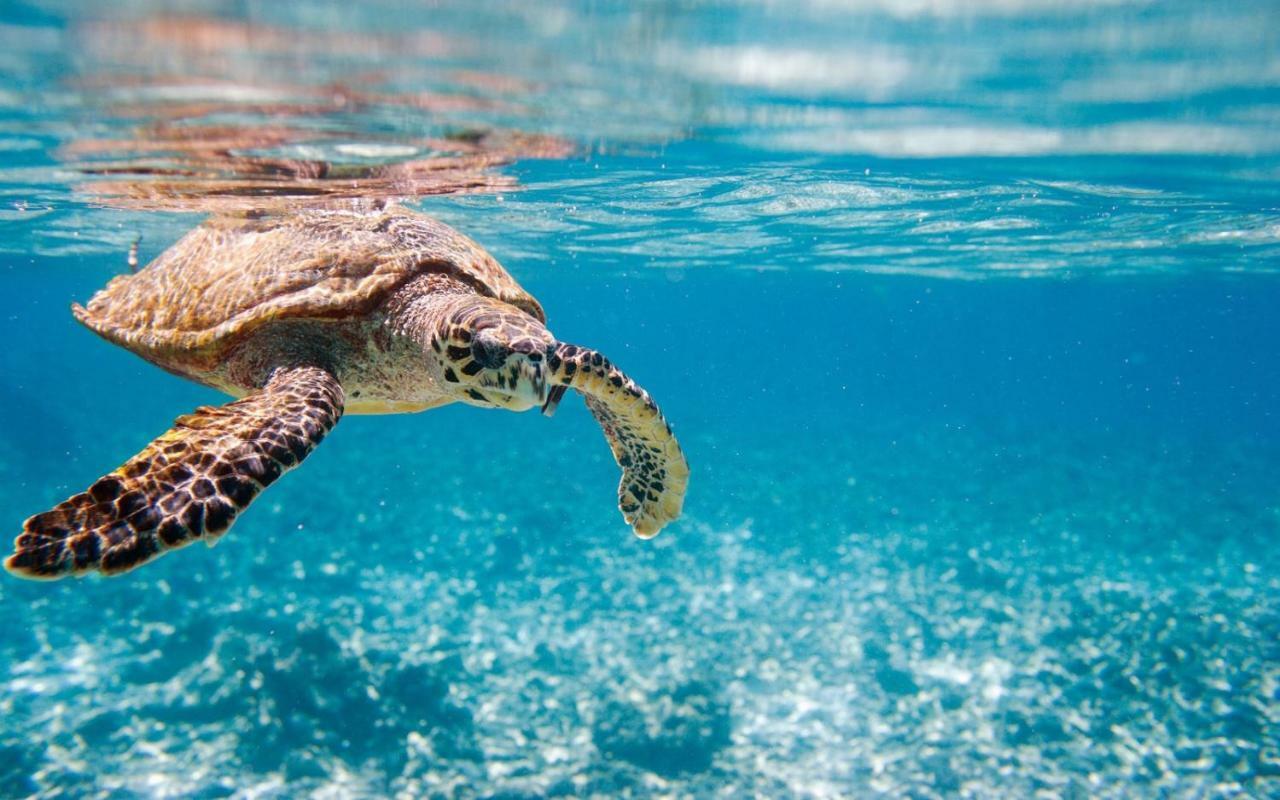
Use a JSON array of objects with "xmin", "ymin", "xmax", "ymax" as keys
[
  {"xmin": 547, "ymin": 343, "xmax": 689, "ymax": 538},
  {"xmin": 5, "ymin": 366, "xmax": 343, "ymax": 580}
]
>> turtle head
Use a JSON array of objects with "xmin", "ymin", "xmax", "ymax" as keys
[{"xmin": 431, "ymin": 297, "xmax": 556, "ymax": 412}]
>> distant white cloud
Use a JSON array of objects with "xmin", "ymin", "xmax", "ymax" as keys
[
  {"xmin": 681, "ymin": 45, "xmax": 921, "ymax": 99},
  {"xmin": 751, "ymin": 0, "xmax": 1152, "ymax": 19},
  {"xmin": 754, "ymin": 121, "xmax": 1280, "ymax": 157}
]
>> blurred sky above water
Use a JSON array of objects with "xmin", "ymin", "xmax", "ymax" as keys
[
  {"xmin": 3, "ymin": 0, "xmax": 1273, "ymax": 151},
  {"xmin": 0, "ymin": 0, "xmax": 1276, "ymax": 274}
]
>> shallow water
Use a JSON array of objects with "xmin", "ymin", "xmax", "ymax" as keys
[{"xmin": 0, "ymin": 1, "xmax": 1278, "ymax": 798}]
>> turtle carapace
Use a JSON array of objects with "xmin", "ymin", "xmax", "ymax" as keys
[{"xmin": 6, "ymin": 207, "xmax": 688, "ymax": 579}]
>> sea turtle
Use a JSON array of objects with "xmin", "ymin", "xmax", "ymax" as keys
[{"xmin": 5, "ymin": 206, "xmax": 688, "ymax": 579}]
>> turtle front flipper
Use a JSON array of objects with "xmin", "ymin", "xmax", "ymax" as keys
[
  {"xmin": 5, "ymin": 365, "xmax": 343, "ymax": 580},
  {"xmin": 546, "ymin": 343, "xmax": 689, "ymax": 538}
]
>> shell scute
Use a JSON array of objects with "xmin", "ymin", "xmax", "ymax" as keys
[{"xmin": 74, "ymin": 207, "xmax": 542, "ymax": 370}]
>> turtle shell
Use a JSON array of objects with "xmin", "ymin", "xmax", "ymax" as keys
[{"xmin": 74, "ymin": 206, "xmax": 545, "ymax": 371}]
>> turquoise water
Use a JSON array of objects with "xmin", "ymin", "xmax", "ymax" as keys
[{"xmin": 1, "ymin": 1, "xmax": 1278, "ymax": 797}]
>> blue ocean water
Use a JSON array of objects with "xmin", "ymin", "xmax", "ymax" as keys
[{"xmin": 0, "ymin": 1, "xmax": 1278, "ymax": 797}]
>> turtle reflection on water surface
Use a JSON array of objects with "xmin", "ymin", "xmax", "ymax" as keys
[{"xmin": 6, "ymin": 207, "xmax": 688, "ymax": 579}]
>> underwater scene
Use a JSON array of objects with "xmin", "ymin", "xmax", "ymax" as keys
[{"xmin": 0, "ymin": 1, "xmax": 1278, "ymax": 797}]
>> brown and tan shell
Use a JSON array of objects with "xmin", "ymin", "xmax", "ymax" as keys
[{"xmin": 74, "ymin": 205, "xmax": 544, "ymax": 373}]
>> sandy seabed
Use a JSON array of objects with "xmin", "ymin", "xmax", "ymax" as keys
[{"xmin": 1, "ymin": 417, "xmax": 1275, "ymax": 799}]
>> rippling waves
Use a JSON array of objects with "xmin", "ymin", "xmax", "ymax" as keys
[
  {"xmin": 0, "ymin": 0, "xmax": 1277, "ymax": 277},
  {"xmin": 424, "ymin": 153, "xmax": 1280, "ymax": 278}
]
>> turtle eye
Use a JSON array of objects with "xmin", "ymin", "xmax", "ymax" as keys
[{"xmin": 470, "ymin": 332, "xmax": 507, "ymax": 369}]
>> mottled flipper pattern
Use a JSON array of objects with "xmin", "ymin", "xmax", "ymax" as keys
[
  {"xmin": 5, "ymin": 366, "xmax": 343, "ymax": 579},
  {"xmin": 547, "ymin": 343, "xmax": 689, "ymax": 538}
]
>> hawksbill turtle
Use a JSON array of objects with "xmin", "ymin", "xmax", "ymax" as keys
[{"xmin": 5, "ymin": 206, "xmax": 689, "ymax": 579}]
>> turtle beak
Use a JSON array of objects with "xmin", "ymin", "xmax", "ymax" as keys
[
  {"xmin": 541, "ymin": 384, "xmax": 567, "ymax": 417},
  {"xmin": 523, "ymin": 360, "xmax": 562, "ymax": 416}
]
